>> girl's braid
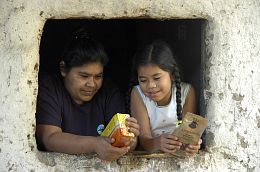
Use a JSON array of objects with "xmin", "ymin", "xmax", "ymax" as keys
[{"xmin": 172, "ymin": 64, "xmax": 182, "ymax": 121}]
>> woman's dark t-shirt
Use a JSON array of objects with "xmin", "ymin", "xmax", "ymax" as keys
[{"xmin": 35, "ymin": 75, "xmax": 126, "ymax": 149}]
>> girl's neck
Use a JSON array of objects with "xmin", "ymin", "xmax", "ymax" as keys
[{"xmin": 156, "ymin": 87, "xmax": 172, "ymax": 106}]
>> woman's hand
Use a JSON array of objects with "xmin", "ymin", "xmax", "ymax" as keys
[
  {"xmin": 185, "ymin": 139, "xmax": 202, "ymax": 155},
  {"xmin": 94, "ymin": 137, "xmax": 130, "ymax": 161},
  {"xmin": 155, "ymin": 134, "xmax": 182, "ymax": 154}
]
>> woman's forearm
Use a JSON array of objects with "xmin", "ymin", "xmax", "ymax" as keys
[{"xmin": 44, "ymin": 132, "xmax": 97, "ymax": 155}]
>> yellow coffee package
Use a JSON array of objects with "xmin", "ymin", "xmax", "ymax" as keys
[
  {"xmin": 172, "ymin": 112, "xmax": 208, "ymax": 158},
  {"xmin": 101, "ymin": 113, "xmax": 134, "ymax": 147}
]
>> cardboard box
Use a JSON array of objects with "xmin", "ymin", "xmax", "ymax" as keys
[
  {"xmin": 101, "ymin": 113, "xmax": 134, "ymax": 147},
  {"xmin": 172, "ymin": 112, "xmax": 208, "ymax": 158}
]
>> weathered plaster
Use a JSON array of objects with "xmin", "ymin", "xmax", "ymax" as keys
[{"xmin": 0, "ymin": 0, "xmax": 259, "ymax": 171}]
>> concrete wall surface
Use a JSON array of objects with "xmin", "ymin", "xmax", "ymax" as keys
[{"xmin": 0, "ymin": 0, "xmax": 259, "ymax": 171}]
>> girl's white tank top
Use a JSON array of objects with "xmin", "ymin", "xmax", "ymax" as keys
[{"xmin": 134, "ymin": 82, "xmax": 191, "ymax": 137}]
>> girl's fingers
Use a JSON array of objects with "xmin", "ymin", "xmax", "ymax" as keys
[
  {"xmin": 161, "ymin": 142, "xmax": 181, "ymax": 154},
  {"xmin": 126, "ymin": 118, "xmax": 140, "ymax": 136},
  {"xmin": 160, "ymin": 134, "xmax": 181, "ymax": 145},
  {"xmin": 185, "ymin": 148, "xmax": 199, "ymax": 155},
  {"xmin": 161, "ymin": 147, "xmax": 178, "ymax": 154},
  {"xmin": 163, "ymin": 143, "xmax": 181, "ymax": 151},
  {"xmin": 188, "ymin": 144, "xmax": 200, "ymax": 150},
  {"xmin": 164, "ymin": 138, "xmax": 182, "ymax": 146},
  {"xmin": 185, "ymin": 143, "xmax": 200, "ymax": 154},
  {"xmin": 163, "ymin": 134, "xmax": 179, "ymax": 141},
  {"xmin": 162, "ymin": 138, "xmax": 202, "ymax": 155},
  {"xmin": 127, "ymin": 121, "xmax": 140, "ymax": 130},
  {"xmin": 126, "ymin": 117, "xmax": 138, "ymax": 123},
  {"xmin": 128, "ymin": 127, "xmax": 140, "ymax": 137},
  {"xmin": 158, "ymin": 136, "xmax": 182, "ymax": 153},
  {"xmin": 188, "ymin": 139, "xmax": 202, "ymax": 150}
]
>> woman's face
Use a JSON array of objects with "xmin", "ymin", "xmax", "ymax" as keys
[
  {"xmin": 138, "ymin": 64, "xmax": 173, "ymax": 106},
  {"xmin": 62, "ymin": 62, "xmax": 104, "ymax": 105}
]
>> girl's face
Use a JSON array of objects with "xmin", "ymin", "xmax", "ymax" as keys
[
  {"xmin": 137, "ymin": 64, "xmax": 174, "ymax": 106},
  {"xmin": 61, "ymin": 62, "xmax": 104, "ymax": 105}
]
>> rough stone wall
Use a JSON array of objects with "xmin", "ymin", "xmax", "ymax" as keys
[{"xmin": 0, "ymin": 0, "xmax": 259, "ymax": 171}]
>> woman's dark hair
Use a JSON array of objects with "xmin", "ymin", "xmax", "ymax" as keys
[
  {"xmin": 61, "ymin": 27, "xmax": 108, "ymax": 72},
  {"xmin": 128, "ymin": 40, "xmax": 183, "ymax": 120}
]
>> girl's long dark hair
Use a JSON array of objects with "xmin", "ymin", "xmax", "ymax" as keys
[{"xmin": 127, "ymin": 40, "xmax": 183, "ymax": 121}]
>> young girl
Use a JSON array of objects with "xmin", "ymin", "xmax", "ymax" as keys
[{"xmin": 130, "ymin": 40, "xmax": 201, "ymax": 155}]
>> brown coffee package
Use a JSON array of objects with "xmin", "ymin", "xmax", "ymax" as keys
[{"xmin": 172, "ymin": 112, "xmax": 208, "ymax": 158}]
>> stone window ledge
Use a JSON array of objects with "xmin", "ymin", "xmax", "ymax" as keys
[{"xmin": 36, "ymin": 150, "xmax": 206, "ymax": 169}]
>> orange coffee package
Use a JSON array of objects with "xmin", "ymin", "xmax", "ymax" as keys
[
  {"xmin": 172, "ymin": 112, "xmax": 208, "ymax": 158},
  {"xmin": 101, "ymin": 113, "xmax": 134, "ymax": 147}
]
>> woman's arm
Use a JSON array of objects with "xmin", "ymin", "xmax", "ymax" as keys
[{"xmin": 36, "ymin": 124, "xmax": 130, "ymax": 161}]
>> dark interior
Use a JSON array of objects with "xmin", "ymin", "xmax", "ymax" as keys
[{"xmin": 39, "ymin": 19, "xmax": 205, "ymax": 114}]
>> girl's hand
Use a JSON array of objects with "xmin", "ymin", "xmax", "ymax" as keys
[
  {"xmin": 125, "ymin": 117, "xmax": 140, "ymax": 147},
  {"xmin": 185, "ymin": 139, "xmax": 202, "ymax": 155},
  {"xmin": 126, "ymin": 117, "xmax": 140, "ymax": 137},
  {"xmin": 155, "ymin": 134, "xmax": 182, "ymax": 154}
]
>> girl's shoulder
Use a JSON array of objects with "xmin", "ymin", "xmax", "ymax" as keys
[
  {"xmin": 179, "ymin": 82, "xmax": 192, "ymax": 102},
  {"xmin": 180, "ymin": 82, "xmax": 191, "ymax": 89},
  {"xmin": 132, "ymin": 85, "xmax": 150, "ymax": 101},
  {"xmin": 132, "ymin": 85, "xmax": 143, "ymax": 97},
  {"xmin": 133, "ymin": 85, "xmax": 140, "ymax": 90}
]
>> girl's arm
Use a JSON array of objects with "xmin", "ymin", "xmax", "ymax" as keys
[
  {"xmin": 130, "ymin": 88, "xmax": 181, "ymax": 153},
  {"xmin": 130, "ymin": 88, "xmax": 155, "ymax": 152}
]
